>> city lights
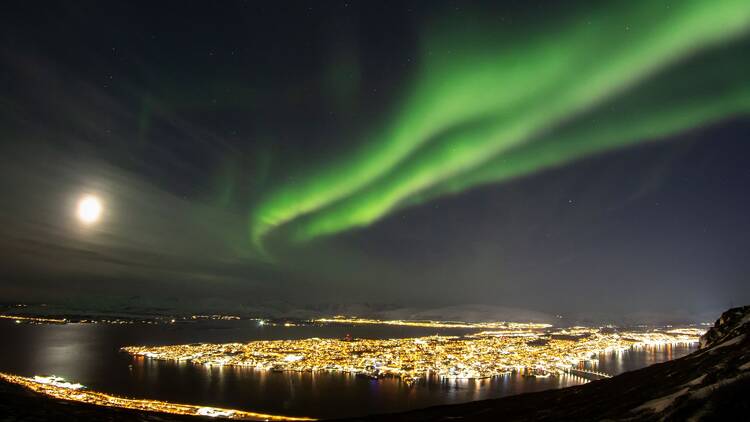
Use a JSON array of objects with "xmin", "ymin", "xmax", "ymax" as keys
[
  {"xmin": 123, "ymin": 322, "xmax": 703, "ymax": 384},
  {"xmin": 0, "ymin": 372, "xmax": 315, "ymax": 421},
  {"xmin": 314, "ymin": 316, "xmax": 552, "ymax": 330}
]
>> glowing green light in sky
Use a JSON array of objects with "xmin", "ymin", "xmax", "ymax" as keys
[{"xmin": 250, "ymin": 0, "xmax": 750, "ymax": 251}]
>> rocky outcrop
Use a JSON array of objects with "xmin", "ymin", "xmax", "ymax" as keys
[{"xmin": 699, "ymin": 305, "xmax": 750, "ymax": 349}]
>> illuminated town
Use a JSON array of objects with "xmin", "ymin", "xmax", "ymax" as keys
[
  {"xmin": 313, "ymin": 316, "xmax": 552, "ymax": 330},
  {"xmin": 0, "ymin": 314, "xmax": 67, "ymax": 324},
  {"xmin": 0, "ymin": 311, "xmax": 243, "ymax": 325},
  {"xmin": 0, "ymin": 316, "xmax": 709, "ymax": 419},
  {"xmin": 123, "ymin": 321, "xmax": 704, "ymax": 383},
  {"xmin": 0, "ymin": 373, "xmax": 316, "ymax": 421}
]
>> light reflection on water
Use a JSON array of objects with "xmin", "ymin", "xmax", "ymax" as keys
[
  {"xmin": 583, "ymin": 342, "xmax": 695, "ymax": 375},
  {"xmin": 0, "ymin": 320, "xmax": 697, "ymax": 419}
]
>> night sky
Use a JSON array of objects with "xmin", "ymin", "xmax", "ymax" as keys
[{"xmin": 1, "ymin": 1, "xmax": 749, "ymax": 320}]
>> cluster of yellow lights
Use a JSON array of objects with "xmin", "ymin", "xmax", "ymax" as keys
[
  {"xmin": 190, "ymin": 314, "xmax": 242, "ymax": 320},
  {"xmin": 0, "ymin": 372, "xmax": 315, "ymax": 421},
  {"xmin": 0, "ymin": 314, "xmax": 67, "ymax": 324},
  {"xmin": 0, "ymin": 314, "xmax": 246, "ymax": 325},
  {"xmin": 313, "ymin": 316, "xmax": 552, "ymax": 330},
  {"xmin": 621, "ymin": 328, "xmax": 706, "ymax": 346},
  {"xmin": 123, "ymin": 326, "xmax": 702, "ymax": 384}
]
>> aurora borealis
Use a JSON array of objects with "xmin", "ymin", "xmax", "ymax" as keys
[
  {"xmin": 1, "ymin": 1, "xmax": 750, "ymax": 317},
  {"xmin": 251, "ymin": 0, "xmax": 750, "ymax": 247}
]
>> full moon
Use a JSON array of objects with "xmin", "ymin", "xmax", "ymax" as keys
[{"xmin": 77, "ymin": 195, "xmax": 103, "ymax": 224}]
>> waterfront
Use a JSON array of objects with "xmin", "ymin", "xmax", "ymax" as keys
[{"xmin": 0, "ymin": 319, "xmax": 698, "ymax": 419}]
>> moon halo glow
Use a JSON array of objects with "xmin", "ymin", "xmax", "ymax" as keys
[{"xmin": 77, "ymin": 195, "xmax": 103, "ymax": 225}]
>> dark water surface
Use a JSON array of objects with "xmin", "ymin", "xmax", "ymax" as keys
[{"xmin": 0, "ymin": 320, "xmax": 697, "ymax": 419}]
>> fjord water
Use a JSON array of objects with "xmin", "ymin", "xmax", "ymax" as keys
[{"xmin": 0, "ymin": 320, "xmax": 696, "ymax": 419}]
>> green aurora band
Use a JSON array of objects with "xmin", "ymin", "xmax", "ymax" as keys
[{"xmin": 250, "ymin": 0, "xmax": 750, "ymax": 251}]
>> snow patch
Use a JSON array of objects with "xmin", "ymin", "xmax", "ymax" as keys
[
  {"xmin": 635, "ymin": 388, "xmax": 689, "ymax": 413},
  {"xmin": 690, "ymin": 374, "xmax": 746, "ymax": 400},
  {"xmin": 685, "ymin": 375, "xmax": 706, "ymax": 386},
  {"xmin": 711, "ymin": 334, "xmax": 744, "ymax": 350},
  {"xmin": 637, "ymin": 372, "xmax": 750, "ymax": 417}
]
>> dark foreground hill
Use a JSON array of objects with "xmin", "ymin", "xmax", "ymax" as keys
[{"xmin": 1, "ymin": 307, "xmax": 749, "ymax": 422}]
